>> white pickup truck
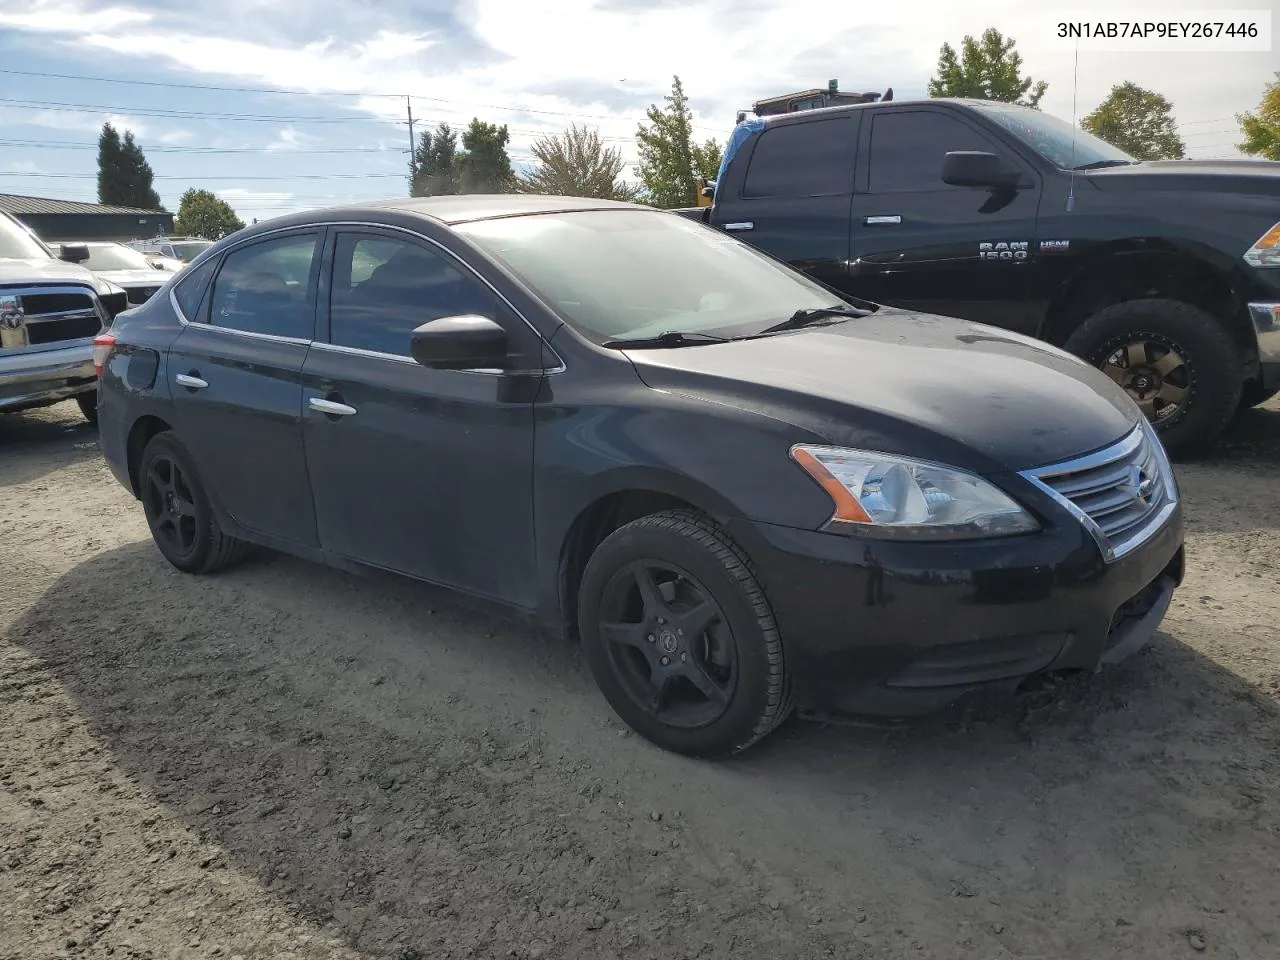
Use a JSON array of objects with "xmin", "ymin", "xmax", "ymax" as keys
[{"xmin": 0, "ymin": 211, "xmax": 129, "ymax": 424}]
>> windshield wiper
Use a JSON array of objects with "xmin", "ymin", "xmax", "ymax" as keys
[
  {"xmin": 602, "ymin": 330, "xmax": 731, "ymax": 349},
  {"xmin": 757, "ymin": 304, "xmax": 872, "ymax": 337},
  {"xmin": 1072, "ymin": 159, "xmax": 1136, "ymax": 171}
]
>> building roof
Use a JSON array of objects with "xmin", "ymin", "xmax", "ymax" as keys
[{"xmin": 0, "ymin": 193, "xmax": 170, "ymax": 217}]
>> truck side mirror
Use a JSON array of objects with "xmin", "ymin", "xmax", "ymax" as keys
[{"xmin": 941, "ymin": 151, "xmax": 1020, "ymax": 189}]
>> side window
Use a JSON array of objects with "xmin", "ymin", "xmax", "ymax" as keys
[
  {"xmin": 171, "ymin": 254, "xmax": 219, "ymax": 321},
  {"xmin": 868, "ymin": 111, "xmax": 1001, "ymax": 193},
  {"xmin": 742, "ymin": 118, "xmax": 852, "ymax": 199},
  {"xmin": 162, "ymin": 246, "xmax": 176, "ymax": 259},
  {"xmin": 329, "ymin": 233, "xmax": 502, "ymax": 357},
  {"xmin": 208, "ymin": 233, "xmax": 318, "ymax": 339}
]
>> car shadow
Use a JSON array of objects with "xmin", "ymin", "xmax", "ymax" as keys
[
  {"xmin": 11, "ymin": 541, "xmax": 1280, "ymax": 957},
  {"xmin": 1205, "ymin": 401, "xmax": 1280, "ymax": 468},
  {"xmin": 0, "ymin": 403, "xmax": 99, "ymax": 488}
]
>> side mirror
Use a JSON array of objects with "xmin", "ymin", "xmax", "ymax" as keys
[
  {"xmin": 941, "ymin": 151, "xmax": 1020, "ymax": 189},
  {"xmin": 59, "ymin": 243, "xmax": 91, "ymax": 264},
  {"xmin": 700, "ymin": 181, "xmax": 716, "ymax": 199},
  {"xmin": 410, "ymin": 315, "xmax": 509, "ymax": 370}
]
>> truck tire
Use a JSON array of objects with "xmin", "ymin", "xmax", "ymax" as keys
[
  {"xmin": 1063, "ymin": 298, "xmax": 1241, "ymax": 456},
  {"xmin": 1240, "ymin": 382, "xmax": 1279, "ymax": 410},
  {"xmin": 76, "ymin": 390, "xmax": 99, "ymax": 425}
]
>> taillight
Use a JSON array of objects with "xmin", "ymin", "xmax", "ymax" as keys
[{"xmin": 92, "ymin": 333, "xmax": 117, "ymax": 377}]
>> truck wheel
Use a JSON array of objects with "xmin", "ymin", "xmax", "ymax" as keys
[
  {"xmin": 1064, "ymin": 298, "xmax": 1241, "ymax": 456},
  {"xmin": 76, "ymin": 390, "xmax": 99, "ymax": 425},
  {"xmin": 577, "ymin": 510, "xmax": 792, "ymax": 758}
]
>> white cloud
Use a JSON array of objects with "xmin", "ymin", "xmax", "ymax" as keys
[
  {"xmin": 158, "ymin": 129, "xmax": 194, "ymax": 145},
  {"xmin": 1, "ymin": 107, "xmax": 149, "ymax": 137},
  {"xmin": 9, "ymin": 160, "xmax": 43, "ymax": 174},
  {"xmin": 264, "ymin": 126, "xmax": 314, "ymax": 152},
  {"xmin": 1, "ymin": 0, "xmax": 1272, "ymax": 167}
]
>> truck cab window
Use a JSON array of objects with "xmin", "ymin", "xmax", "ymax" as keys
[
  {"xmin": 742, "ymin": 118, "xmax": 853, "ymax": 199},
  {"xmin": 868, "ymin": 111, "xmax": 1000, "ymax": 193}
]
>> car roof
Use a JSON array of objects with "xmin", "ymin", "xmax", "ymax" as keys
[{"xmin": 372, "ymin": 194, "xmax": 645, "ymax": 225}]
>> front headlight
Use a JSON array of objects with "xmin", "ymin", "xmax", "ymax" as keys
[
  {"xmin": 1243, "ymin": 221, "xmax": 1280, "ymax": 268},
  {"xmin": 790, "ymin": 445, "xmax": 1039, "ymax": 540}
]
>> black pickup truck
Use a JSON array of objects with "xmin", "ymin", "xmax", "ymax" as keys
[{"xmin": 676, "ymin": 98, "xmax": 1280, "ymax": 454}]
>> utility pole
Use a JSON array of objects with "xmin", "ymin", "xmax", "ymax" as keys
[{"xmin": 406, "ymin": 96, "xmax": 417, "ymax": 187}]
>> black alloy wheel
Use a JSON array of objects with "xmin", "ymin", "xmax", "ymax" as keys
[
  {"xmin": 1098, "ymin": 338, "xmax": 1189, "ymax": 424},
  {"xmin": 578, "ymin": 510, "xmax": 792, "ymax": 757},
  {"xmin": 597, "ymin": 560, "xmax": 737, "ymax": 729},
  {"xmin": 138, "ymin": 432, "xmax": 249, "ymax": 574}
]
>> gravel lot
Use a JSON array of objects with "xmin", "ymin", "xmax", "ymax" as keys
[{"xmin": 2, "ymin": 400, "xmax": 1279, "ymax": 960}]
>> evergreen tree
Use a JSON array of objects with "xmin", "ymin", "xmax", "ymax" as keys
[
  {"xmin": 409, "ymin": 122, "xmax": 459, "ymax": 196},
  {"xmin": 635, "ymin": 76, "xmax": 710, "ymax": 208},
  {"xmin": 928, "ymin": 28, "xmax": 1047, "ymax": 107},
  {"xmin": 96, "ymin": 123, "xmax": 126, "ymax": 206},
  {"xmin": 98, "ymin": 123, "xmax": 164, "ymax": 209},
  {"xmin": 119, "ymin": 130, "xmax": 164, "ymax": 210},
  {"xmin": 455, "ymin": 120, "xmax": 515, "ymax": 193}
]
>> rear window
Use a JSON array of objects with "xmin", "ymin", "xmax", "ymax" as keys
[{"xmin": 742, "ymin": 117, "xmax": 854, "ymax": 199}]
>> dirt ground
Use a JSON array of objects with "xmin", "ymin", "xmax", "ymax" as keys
[{"xmin": 2, "ymin": 400, "xmax": 1278, "ymax": 960}]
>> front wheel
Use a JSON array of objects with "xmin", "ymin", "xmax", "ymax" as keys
[
  {"xmin": 1064, "ymin": 298, "xmax": 1241, "ymax": 456},
  {"xmin": 577, "ymin": 510, "xmax": 792, "ymax": 757}
]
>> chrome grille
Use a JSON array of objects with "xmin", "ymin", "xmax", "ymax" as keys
[
  {"xmin": 1021, "ymin": 424, "xmax": 1178, "ymax": 562},
  {"xmin": 0, "ymin": 285, "xmax": 104, "ymax": 349}
]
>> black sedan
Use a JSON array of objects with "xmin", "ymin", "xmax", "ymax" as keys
[{"xmin": 94, "ymin": 196, "xmax": 1185, "ymax": 757}]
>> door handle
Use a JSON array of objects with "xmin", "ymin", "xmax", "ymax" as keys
[
  {"xmin": 309, "ymin": 397, "xmax": 357, "ymax": 417},
  {"xmin": 864, "ymin": 215, "xmax": 902, "ymax": 225},
  {"xmin": 175, "ymin": 373, "xmax": 208, "ymax": 390},
  {"xmin": 723, "ymin": 221, "xmax": 754, "ymax": 232}
]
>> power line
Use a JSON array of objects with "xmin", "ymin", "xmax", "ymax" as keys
[
  {"xmin": 0, "ymin": 137, "xmax": 409, "ymax": 155},
  {"xmin": 0, "ymin": 68, "xmax": 730, "ymax": 133},
  {"xmin": 0, "ymin": 171, "xmax": 407, "ymax": 181}
]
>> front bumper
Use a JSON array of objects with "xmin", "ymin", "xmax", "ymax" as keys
[
  {"xmin": 727, "ymin": 502, "xmax": 1184, "ymax": 719},
  {"xmin": 1247, "ymin": 302, "xmax": 1280, "ymax": 389},
  {"xmin": 0, "ymin": 341, "xmax": 96, "ymax": 411}
]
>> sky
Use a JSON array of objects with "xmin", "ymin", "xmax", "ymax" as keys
[{"xmin": 0, "ymin": 0, "xmax": 1275, "ymax": 224}]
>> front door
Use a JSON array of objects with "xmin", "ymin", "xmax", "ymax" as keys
[
  {"xmin": 301, "ymin": 228, "xmax": 543, "ymax": 607},
  {"xmin": 846, "ymin": 107, "xmax": 1044, "ymax": 334},
  {"xmin": 166, "ymin": 229, "xmax": 322, "ymax": 547}
]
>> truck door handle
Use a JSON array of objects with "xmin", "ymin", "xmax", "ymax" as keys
[
  {"xmin": 175, "ymin": 373, "xmax": 208, "ymax": 390},
  {"xmin": 309, "ymin": 396, "xmax": 357, "ymax": 418},
  {"xmin": 723, "ymin": 221, "xmax": 754, "ymax": 232},
  {"xmin": 864, "ymin": 215, "xmax": 902, "ymax": 225}
]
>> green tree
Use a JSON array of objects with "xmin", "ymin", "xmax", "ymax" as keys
[
  {"xmin": 1082, "ymin": 82, "xmax": 1185, "ymax": 160},
  {"xmin": 928, "ymin": 28, "xmax": 1047, "ymax": 107},
  {"xmin": 172, "ymin": 188, "xmax": 244, "ymax": 239},
  {"xmin": 96, "ymin": 123, "xmax": 126, "ymax": 206},
  {"xmin": 636, "ymin": 75, "xmax": 722, "ymax": 208},
  {"xmin": 455, "ymin": 119, "xmax": 515, "ymax": 193},
  {"xmin": 409, "ymin": 122, "xmax": 459, "ymax": 196},
  {"xmin": 517, "ymin": 123, "xmax": 638, "ymax": 200},
  {"xmin": 1237, "ymin": 71, "xmax": 1280, "ymax": 161},
  {"xmin": 99, "ymin": 123, "xmax": 164, "ymax": 209}
]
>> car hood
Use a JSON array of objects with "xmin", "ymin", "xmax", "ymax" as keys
[
  {"xmin": 0, "ymin": 257, "xmax": 103, "ymax": 287},
  {"xmin": 92, "ymin": 268, "xmax": 167, "ymax": 286},
  {"xmin": 622, "ymin": 311, "xmax": 1141, "ymax": 474},
  {"xmin": 1086, "ymin": 159, "xmax": 1280, "ymax": 197}
]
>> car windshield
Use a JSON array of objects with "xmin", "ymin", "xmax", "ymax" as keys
[
  {"xmin": 972, "ymin": 101, "xmax": 1136, "ymax": 170},
  {"xmin": 455, "ymin": 210, "xmax": 858, "ymax": 343},
  {"xmin": 0, "ymin": 214, "xmax": 53, "ymax": 260},
  {"xmin": 82, "ymin": 244, "xmax": 155, "ymax": 271},
  {"xmin": 170, "ymin": 241, "xmax": 212, "ymax": 261}
]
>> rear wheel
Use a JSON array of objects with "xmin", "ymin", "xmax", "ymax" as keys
[
  {"xmin": 139, "ymin": 432, "xmax": 249, "ymax": 574},
  {"xmin": 1064, "ymin": 298, "xmax": 1241, "ymax": 456},
  {"xmin": 76, "ymin": 390, "xmax": 98, "ymax": 425},
  {"xmin": 578, "ymin": 510, "xmax": 791, "ymax": 757}
]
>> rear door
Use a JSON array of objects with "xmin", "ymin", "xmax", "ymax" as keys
[
  {"xmin": 710, "ymin": 114, "xmax": 859, "ymax": 292},
  {"xmin": 166, "ymin": 228, "xmax": 323, "ymax": 547},
  {"xmin": 847, "ymin": 107, "xmax": 1044, "ymax": 333},
  {"xmin": 301, "ymin": 227, "xmax": 543, "ymax": 607}
]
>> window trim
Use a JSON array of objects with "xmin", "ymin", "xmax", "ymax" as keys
[{"xmin": 740, "ymin": 115, "xmax": 857, "ymax": 201}]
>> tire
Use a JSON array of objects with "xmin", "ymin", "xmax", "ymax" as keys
[
  {"xmin": 76, "ymin": 390, "xmax": 98, "ymax": 425},
  {"xmin": 577, "ymin": 509, "xmax": 792, "ymax": 758},
  {"xmin": 1063, "ymin": 298, "xmax": 1241, "ymax": 456},
  {"xmin": 138, "ymin": 431, "xmax": 249, "ymax": 574}
]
